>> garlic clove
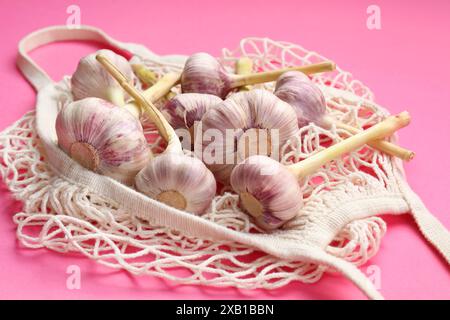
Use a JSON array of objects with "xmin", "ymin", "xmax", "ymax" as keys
[
  {"xmin": 56, "ymin": 97, "xmax": 151, "ymax": 185},
  {"xmin": 71, "ymin": 49, "xmax": 134, "ymax": 106},
  {"xmin": 230, "ymin": 155, "xmax": 303, "ymax": 230},
  {"xmin": 135, "ymin": 153, "xmax": 217, "ymax": 214}
]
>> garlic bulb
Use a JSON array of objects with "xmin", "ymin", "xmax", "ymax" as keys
[
  {"xmin": 201, "ymin": 89, "xmax": 299, "ymax": 183},
  {"xmin": 71, "ymin": 49, "xmax": 134, "ymax": 106},
  {"xmin": 161, "ymin": 93, "xmax": 222, "ymax": 131},
  {"xmin": 230, "ymin": 155, "xmax": 302, "ymax": 229},
  {"xmin": 135, "ymin": 152, "xmax": 216, "ymax": 213},
  {"xmin": 181, "ymin": 52, "xmax": 335, "ymax": 99},
  {"xmin": 56, "ymin": 97, "xmax": 151, "ymax": 185},
  {"xmin": 230, "ymin": 112, "xmax": 411, "ymax": 230},
  {"xmin": 274, "ymin": 71, "xmax": 326, "ymax": 128},
  {"xmin": 181, "ymin": 53, "xmax": 231, "ymax": 98},
  {"xmin": 97, "ymin": 54, "xmax": 217, "ymax": 214},
  {"xmin": 274, "ymin": 71, "xmax": 415, "ymax": 161}
]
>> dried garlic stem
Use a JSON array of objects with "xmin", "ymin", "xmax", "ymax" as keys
[
  {"xmin": 231, "ymin": 61, "xmax": 336, "ymax": 88},
  {"xmin": 322, "ymin": 116, "xmax": 415, "ymax": 161},
  {"xmin": 288, "ymin": 112, "xmax": 411, "ymax": 177},
  {"xmin": 235, "ymin": 57, "xmax": 253, "ymax": 91},
  {"xmin": 97, "ymin": 54, "xmax": 181, "ymax": 151}
]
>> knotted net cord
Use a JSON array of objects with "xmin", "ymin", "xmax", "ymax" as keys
[{"xmin": 0, "ymin": 38, "xmax": 398, "ymax": 289}]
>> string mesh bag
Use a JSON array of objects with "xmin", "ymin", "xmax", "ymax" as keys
[{"xmin": 1, "ymin": 26, "xmax": 449, "ymax": 300}]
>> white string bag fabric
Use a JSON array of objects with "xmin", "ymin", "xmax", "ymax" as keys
[{"xmin": 0, "ymin": 25, "xmax": 448, "ymax": 300}]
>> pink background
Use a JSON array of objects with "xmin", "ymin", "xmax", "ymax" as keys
[{"xmin": 0, "ymin": 0, "xmax": 449, "ymax": 300}]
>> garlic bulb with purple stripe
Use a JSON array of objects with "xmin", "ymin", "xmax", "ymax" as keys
[
  {"xmin": 135, "ymin": 152, "xmax": 216, "ymax": 213},
  {"xmin": 71, "ymin": 49, "xmax": 134, "ymax": 106},
  {"xmin": 274, "ymin": 71, "xmax": 326, "ymax": 128},
  {"xmin": 56, "ymin": 97, "xmax": 151, "ymax": 185},
  {"xmin": 230, "ymin": 155, "xmax": 302, "ymax": 230},
  {"xmin": 181, "ymin": 53, "xmax": 231, "ymax": 99},
  {"xmin": 230, "ymin": 112, "xmax": 411, "ymax": 230},
  {"xmin": 201, "ymin": 89, "xmax": 299, "ymax": 184},
  {"xmin": 181, "ymin": 52, "xmax": 335, "ymax": 99}
]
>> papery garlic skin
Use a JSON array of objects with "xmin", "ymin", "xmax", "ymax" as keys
[
  {"xmin": 201, "ymin": 89, "xmax": 299, "ymax": 183},
  {"xmin": 71, "ymin": 49, "xmax": 134, "ymax": 106},
  {"xmin": 56, "ymin": 97, "xmax": 151, "ymax": 185},
  {"xmin": 274, "ymin": 71, "xmax": 326, "ymax": 128},
  {"xmin": 230, "ymin": 155, "xmax": 302, "ymax": 230},
  {"xmin": 135, "ymin": 153, "xmax": 217, "ymax": 214},
  {"xmin": 161, "ymin": 93, "xmax": 223, "ymax": 130},
  {"xmin": 181, "ymin": 53, "xmax": 232, "ymax": 99}
]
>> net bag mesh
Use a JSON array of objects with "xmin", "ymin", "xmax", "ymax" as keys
[{"xmin": 1, "ymin": 37, "xmax": 410, "ymax": 289}]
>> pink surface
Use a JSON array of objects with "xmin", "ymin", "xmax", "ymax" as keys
[{"xmin": 0, "ymin": 0, "xmax": 449, "ymax": 300}]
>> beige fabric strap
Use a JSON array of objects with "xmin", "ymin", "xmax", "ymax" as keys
[
  {"xmin": 300, "ymin": 248, "xmax": 383, "ymax": 300},
  {"xmin": 393, "ymin": 168, "xmax": 450, "ymax": 264}
]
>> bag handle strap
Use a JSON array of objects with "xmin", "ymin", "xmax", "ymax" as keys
[
  {"xmin": 394, "ymin": 168, "xmax": 450, "ymax": 264},
  {"xmin": 289, "ymin": 246, "xmax": 383, "ymax": 300},
  {"xmin": 411, "ymin": 197, "xmax": 450, "ymax": 264},
  {"xmin": 17, "ymin": 25, "xmax": 152, "ymax": 91}
]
